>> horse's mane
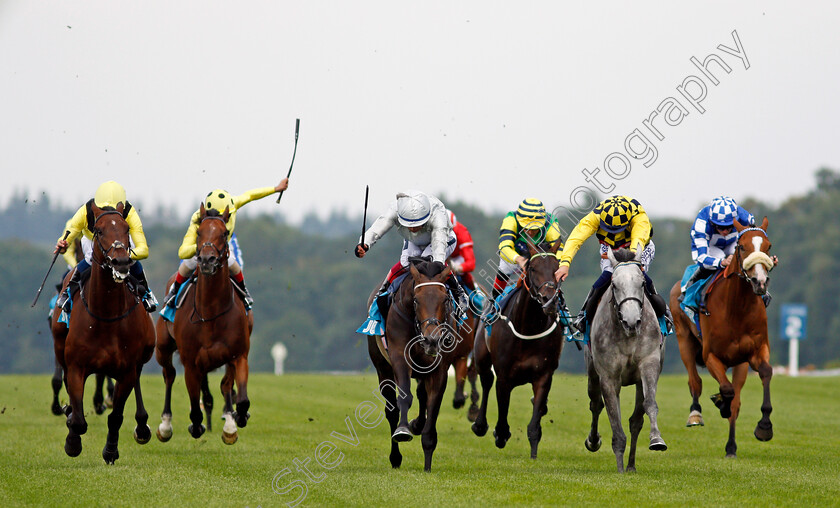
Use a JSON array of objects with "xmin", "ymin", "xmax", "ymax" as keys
[{"xmin": 613, "ymin": 248, "xmax": 635, "ymax": 263}]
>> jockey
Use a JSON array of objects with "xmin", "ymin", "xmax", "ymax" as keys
[
  {"xmin": 54, "ymin": 181, "xmax": 158, "ymax": 313},
  {"xmin": 686, "ymin": 196, "xmax": 776, "ymax": 308},
  {"xmin": 553, "ymin": 195, "xmax": 668, "ymax": 332},
  {"xmin": 447, "ymin": 210, "xmax": 476, "ymax": 291},
  {"xmin": 163, "ymin": 178, "xmax": 290, "ymax": 310},
  {"xmin": 355, "ymin": 190, "xmax": 468, "ymax": 312},
  {"xmin": 492, "ymin": 198, "xmax": 564, "ymax": 299}
]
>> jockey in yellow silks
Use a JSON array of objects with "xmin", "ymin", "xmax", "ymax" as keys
[
  {"xmin": 54, "ymin": 181, "xmax": 158, "ymax": 312},
  {"xmin": 163, "ymin": 178, "xmax": 289, "ymax": 310}
]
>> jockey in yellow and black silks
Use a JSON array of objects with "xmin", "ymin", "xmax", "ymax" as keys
[
  {"xmin": 553, "ymin": 195, "xmax": 669, "ymax": 332},
  {"xmin": 492, "ymin": 198, "xmax": 564, "ymax": 299},
  {"xmin": 162, "ymin": 178, "xmax": 289, "ymax": 310},
  {"xmin": 54, "ymin": 181, "xmax": 158, "ymax": 313}
]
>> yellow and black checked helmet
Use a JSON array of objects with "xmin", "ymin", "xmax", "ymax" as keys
[
  {"xmin": 515, "ymin": 198, "xmax": 546, "ymax": 230},
  {"xmin": 596, "ymin": 196, "xmax": 632, "ymax": 233},
  {"xmin": 204, "ymin": 189, "xmax": 235, "ymax": 214}
]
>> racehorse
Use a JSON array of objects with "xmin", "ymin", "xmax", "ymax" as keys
[
  {"xmin": 584, "ymin": 247, "xmax": 667, "ymax": 473},
  {"xmin": 50, "ymin": 202, "xmax": 156, "ymax": 463},
  {"xmin": 367, "ymin": 258, "xmax": 461, "ymax": 471},
  {"xmin": 669, "ymin": 217, "xmax": 775, "ymax": 458},
  {"xmin": 155, "ymin": 205, "xmax": 253, "ymax": 445},
  {"xmin": 471, "ymin": 241, "xmax": 565, "ymax": 459}
]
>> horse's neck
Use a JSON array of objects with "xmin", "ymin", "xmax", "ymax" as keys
[
  {"xmin": 87, "ymin": 263, "xmax": 130, "ymax": 313},
  {"xmin": 511, "ymin": 286, "xmax": 549, "ymax": 332},
  {"xmin": 717, "ymin": 274, "xmax": 763, "ymax": 314},
  {"xmin": 195, "ymin": 265, "xmax": 233, "ymax": 311}
]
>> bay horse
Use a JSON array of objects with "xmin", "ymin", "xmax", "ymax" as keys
[
  {"xmin": 471, "ymin": 241, "xmax": 565, "ymax": 459},
  {"xmin": 367, "ymin": 258, "xmax": 461, "ymax": 471},
  {"xmin": 669, "ymin": 217, "xmax": 775, "ymax": 458},
  {"xmin": 155, "ymin": 205, "xmax": 253, "ymax": 445},
  {"xmin": 585, "ymin": 248, "xmax": 666, "ymax": 473},
  {"xmin": 50, "ymin": 202, "xmax": 156, "ymax": 464}
]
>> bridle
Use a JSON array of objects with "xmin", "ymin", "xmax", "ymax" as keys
[
  {"xmin": 90, "ymin": 210, "xmax": 132, "ymax": 276},
  {"xmin": 523, "ymin": 252, "xmax": 559, "ymax": 311},
  {"xmin": 412, "ymin": 281, "xmax": 452, "ymax": 340},
  {"xmin": 610, "ymin": 260, "xmax": 645, "ymax": 323},
  {"xmin": 197, "ymin": 215, "xmax": 230, "ymax": 274},
  {"xmin": 734, "ymin": 226, "xmax": 773, "ymax": 285}
]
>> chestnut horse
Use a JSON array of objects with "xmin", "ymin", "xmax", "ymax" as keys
[
  {"xmin": 471, "ymin": 241, "xmax": 565, "ymax": 459},
  {"xmin": 155, "ymin": 205, "xmax": 253, "ymax": 445},
  {"xmin": 669, "ymin": 217, "xmax": 775, "ymax": 458},
  {"xmin": 50, "ymin": 202, "xmax": 156, "ymax": 464},
  {"xmin": 367, "ymin": 259, "xmax": 461, "ymax": 471}
]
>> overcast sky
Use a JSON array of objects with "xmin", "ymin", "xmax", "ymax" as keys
[{"xmin": 1, "ymin": 1, "xmax": 838, "ymax": 226}]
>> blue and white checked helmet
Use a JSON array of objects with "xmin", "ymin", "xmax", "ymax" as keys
[{"xmin": 709, "ymin": 196, "xmax": 738, "ymax": 227}]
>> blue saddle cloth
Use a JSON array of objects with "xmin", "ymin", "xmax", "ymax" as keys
[
  {"xmin": 159, "ymin": 281, "xmax": 192, "ymax": 323},
  {"xmin": 356, "ymin": 274, "xmax": 408, "ymax": 336},
  {"xmin": 678, "ymin": 264, "xmax": 715, "ymax": 335}
]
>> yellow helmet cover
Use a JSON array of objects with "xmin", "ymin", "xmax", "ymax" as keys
[
  {"xmin": 93, "ymin": 181, "xmax": 127, "ymax": 208},
  {"xmin": 204, "ymin": 189, "xmax": 235, "ymax": 214}
]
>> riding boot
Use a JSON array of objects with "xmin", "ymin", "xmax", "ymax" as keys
[
  {"xmin": 232, "ymin": 277, "xmax": 255, "ymax": 310},
  {"xmin": 447, "ymin": 275, "xmax": 470, "ymax": 319},
  {"xmin": 133, "ymin": 269, "xmax": 158, "ymax": 313},
  {"xmin": 572, "ymin": 287, "xmax": 595, "ymax": 333},
  {"xmin": 375, "ymin": 279, "xmax": 391, "ymax": 319},
  {"xmin": 56, "ymin": 267, "xmax": 83, "ymax": 312},
  {"xmin": 163, "ymin": 280, "xmax": 183, "ymax": 308}
]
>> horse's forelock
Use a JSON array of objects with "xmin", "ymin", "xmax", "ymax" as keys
[
  {"xmin": 612, "ymin": 248, "xmax": 635, "ymax": 263},
  {"xmin": 414, "ymin": 260, "xmax": 445, "ymax": 278}
]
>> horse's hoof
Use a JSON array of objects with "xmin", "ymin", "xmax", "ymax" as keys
[
  {"xmin": 222, "ymin": 431, "xmax": 238, "ymax": 445},
  {"xmin": 453, "ymin": 396, "xmax": 466, "ymax": 409},
  {"xmin": 408, "ymin": 418, "xmax": 424, "ymax": 436},
  {"xmin": 156, "ymin": 427, "xmax": 172, "ymax": 443},
  {"xmin": 64, "ymin": 435, "xmax": 82, "ymax": 457},
  {"xmin": 754, "ymin": 421, "xmax": 773, "ymax": 442},
  {"xmin": 585, "ymin": 434, "xmax": 602, "ymax": 452},
  {"xmin": 51, "ymin": 402, "xmax": 64, "ymax": 416},
  {"xmin": 188, "ymin": 424, "xmax": 206, "ymax": 439},
  {"xmin": 649, "ymin": 437, "xmax": 667, "ymax": 451},
  {"xmin": 725, "ymin": 453, "xmax": 737, "ymax": 459},
  {"xmin": 104, "ymin": 395, "xmax": 114, "ymax": 409},
  {"xmin": 711, "ymin": 393, "xmax": 732, "ymax": 418},
  {"xmin": 626, "ymin": 466, "xmax": 637, "ymax": 473},
  {"xmin": 94, "ymin": 404, "xmax": 106, "ymax": 416},
  {"xmin": 467, "ymin": 404, "xmax": 479, "ymax": 423},
  {"xmin": 134, "ymin": 424, "xmax": 152, "ymax": 445},
  {"xmin": 471, "ymin": 421, "xmax": 488, "ymax": 437},
  {"xmin": 389, "ymin": 452, "xmax": 402, "ymax": 469},
  {"xmin": 686, "ymin": 410, "xmax": 705, "ymax": 427},
  {"xmin": 392, "ymin": 427, "xmax": 413, "ymax": 443},
  {"xmin": 102, "ymin": 444, "xmax": 119, "ymax": 464},
  {"xmin": 493, "ymin": 429, "xmax": 510, "ymax": 449},
  {"xmin": 233, "ymin": 410, "xmax": 250, "ymax": 428}
]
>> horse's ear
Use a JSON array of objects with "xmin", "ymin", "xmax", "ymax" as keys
[
  {"xmin": 439, "ymin": 266, "xmax": 451, "ymax": 281},
  {"xmin": 760, "ymin": 216, "xmax": 769, "ymax": 231},
  {"xmin": 116, "ymin": 202, "xmax": 125, "ymax": 217},
  {"xmin": 634, "ymin": 246, "xmax": 643, "ymax": 262},
  {"xmin": 526, "ymin": 240, "xmax": 537, "ymax": 256},
  {"xmin": 199, "ymin": 202, "xmax": 207, "ymax": 219},
  {"xmin": 551, "ymin": 240, "xmax": 562, "ymax": 254},
  {"xmin": 90, "ymin": 200, "xmax": 102, "ymax": 217},
  {"xmin": 733, "ymin": 218, "xmax": 746, "ymax": 233},
  {"xmin": 606, "ymin": 247, "xmax": 617, "ymax": 267},
  {"xmin": 409, "ymin": 262, "xmax": 421, "ymax": 282},
  {"xmin": 222, "ymin": 206, "xmax": 230, "ymax": 223}
]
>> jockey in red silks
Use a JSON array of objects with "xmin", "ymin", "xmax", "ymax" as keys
[{"xmin": 446, "ymin": 210, "xmax": 476, "ymax": 291}]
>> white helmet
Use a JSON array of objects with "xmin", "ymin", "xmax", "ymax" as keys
[{"xmin": 396, "ymin": 190, "xmax": 432, "ymax": 227}]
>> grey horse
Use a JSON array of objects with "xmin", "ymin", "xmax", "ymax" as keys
[{"xmin": 584, "ymin": 247, "xmax": 667, "ymax": 473}]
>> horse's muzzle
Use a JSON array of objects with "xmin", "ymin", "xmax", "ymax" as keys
[
  {"xmin": 109, "ymin": 257, "xmax": 130, "ymax": 282},
  {"xmin": 197, "ymin": 255, "xmax": 220, "ymax": 275}
]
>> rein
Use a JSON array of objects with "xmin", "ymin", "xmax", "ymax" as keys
[
  {"xmin": 79, "ymin": 281, "xmax": 140, "ymax": 322},
  {"xmin": 82, "ymin": 209, "xmax": 139, "ymax": 322},
  {"xmin": 500, "ymin": 251, "xmax": 562, "ymax": 340},
  {"xmin": 190, "ymin": 215, "xmax": 234, "ymax": 322}
]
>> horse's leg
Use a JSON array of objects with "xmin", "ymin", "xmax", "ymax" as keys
[
  {"xmin": 155, "ymin": 325, "xmax": 177, "ymax": 442},
  {"xmin": 625, "ymin": 383, "xmax": 646, "ymax": 473},
  {"xmin": 724, "ymin": 362, "xmax": 748, "ymax": 458},
  {"xmin": 93, "ymin": 373, "xmax": 106, "ymax": 415},
  {"xmin": 132, "ymin": 367, "xmax": 151, "ymax": 445},
  {"xmin": 64, "ymin": 366, "xmax": 89, "ymax": 457},
  {"xmin": 105, "ymin": 377, "xmax": 115, "ymax": 408},
  {"xmin": 102, "ymin": 377, "xmax": 134, "ymax": 464},
  {"xmin": 677, "ymin": 330, "xmax": 704, "ymax": 427},
  {"xmin": 600, "ymin": 378, "xmax": 626, "ymax": 473},
  {"xmin": 220, "ymin": 365, "xmax": 239, "ymax": 444},
  {"xmin": 641, "ymin": 359, "xmax": 667, "ymax": 453},
  {"xmin": 492, "ymin": 377, "xmax": 512, "ymax": 449},
  {"xmin": 527, "ymin": 373, "xmax": 552, "ymax": 459},
  {"xmin": 452, "ymin": 356, "xmax": 467, "ymax": 409},
  {"xmin": 409, "ymin": 378, "xmax": 427, "ymax": 435},
  {"xmin": 51, "ymin": 359, "xmax": 63, "ymax": 416},
  {"xmin": 378, "ymin": 373, "xmax": 403, "ymax": 468},
  {"xmin": 705, "ymin": 353, "xmax": 735, "ymax": 419},
  {"xmin": 184, "ymin": 367, "xmax": 206, "ymax": 439},
  {"xmin": 467, "ymin": 355, "xmax": 480, "ymax": 422},
  {"xmin": 201, "ymin": 374, "xmax": 214, "ymax": 433},
  {"xmin": 421, "ymin": 370, "xmax": 448, "ymax": 472},
  {"xmin": 752, "ymin": 344, "xmax": 774, "ymax": 443},
  {"xmin": 585, "ymin": 351, "xmax": 604, "ymax": 453},
  {"xmin": 232, "ymin": 355, "xmax": 250, "ymax": 428},
  {"xmin": 390, "ymin": 357, "xmax": 414, "ymax": 442},
  {"xmin": 470, "ymin": 332, "xmax": 493, "ymax": 437}
]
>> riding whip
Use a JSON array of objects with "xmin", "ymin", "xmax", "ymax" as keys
[
  {"xmin": 355, "ymin": 185, "xmax": 369, "ymax": 258},
  {"xmin": 276, "ymin": 118, "xmax": 300, "ymax": 204},
  {"xmin": 32, "ymin": 231, "xmax": 70, "ymax": 307}
]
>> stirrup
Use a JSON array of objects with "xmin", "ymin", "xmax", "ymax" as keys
[
  {"xmin": 143, "ymin": 291, "xmax": 159, "ymax": 313},
  {"xmin": 57, "ymin": 290, "xmax": 71, "ymax": 312},
  {"xmin": 572, "ymin": 312, "xmax": 586, "ymax": 334},
  {"xmin": 163, "ymin": 284, "xmax": 180, "ymax": 308},
  {"xmin": 761, "ymin": 292, "xmax": 772, "ymax": 307}
]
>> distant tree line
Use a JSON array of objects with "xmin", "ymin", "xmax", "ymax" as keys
[{"xmin": 2, "ymin": 168, "xmax": 838, "ymax": 374}]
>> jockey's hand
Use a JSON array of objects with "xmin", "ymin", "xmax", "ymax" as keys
[
  {"xmin": 275, "ymin": 178, "xmax": 290, "ymax": 193},
  {"xmin": 554, "ymin": 265, "xmax": 569, "ymax": 283},
  {"xmin": 515, "ymin": 256, "xmax": 527, "ymax": 271},
  {"xmin": 772, "ymin": 255, "xmax": 779, "ymax": 266},
  {"xmin": 54, "ymin": 239, "xmax": 68, "ymax": 254},
  {"xmin": 721, "ymin": 255, "xmax": 734, "ymax": 268},
  {"xmin": 354, "ymin": 243, "xmax": 369, "ymax": 258},
  {"xmin": 450, "ymin": 261, "xmax": 463, "ymax": 274}
]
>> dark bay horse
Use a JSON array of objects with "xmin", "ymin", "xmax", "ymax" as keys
[
  {"xmin": 585, "ymin": 248, "xmax": 666, "ymax": 473},
  {"xmin": 50, "ymin": 202, "xmax": 156, "ymax": 464},
  {"xmin": 669, "ymin": 217, "xmax": 775, "ymax": 458},
  {"xmin": 155, "ymin": 205, "xmax": 253, "ymax": 444},
  {"xmin": 471, "ymin": 241, "xmax": 565, "ymax": 459},
  {"xmin": 367, "ymin": 259, "xmax": 461, "ymax": 471}
]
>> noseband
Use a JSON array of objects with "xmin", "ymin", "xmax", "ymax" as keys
[{"xmin": 735, "ymin": 227, "xmax": 773, "ymax": 284}]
